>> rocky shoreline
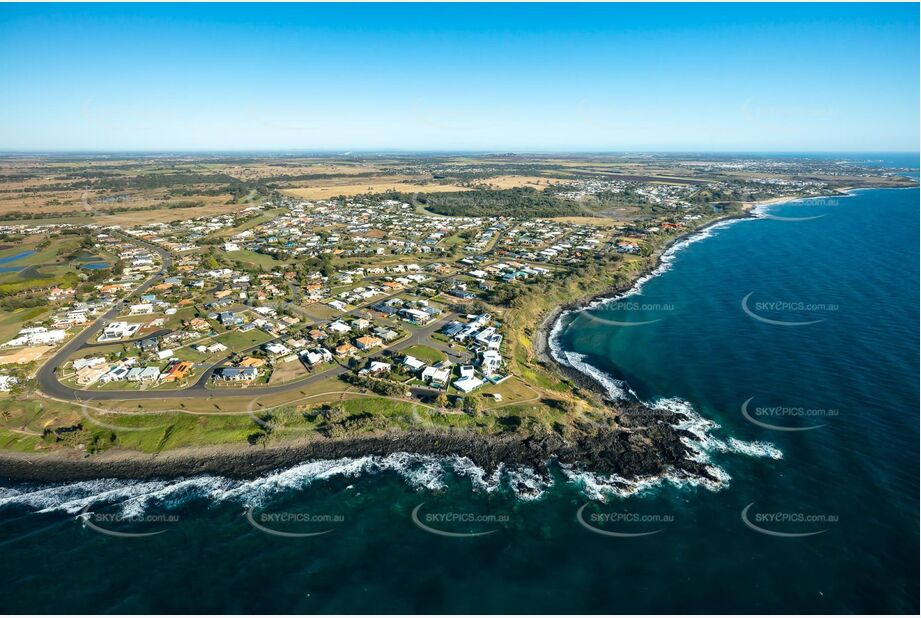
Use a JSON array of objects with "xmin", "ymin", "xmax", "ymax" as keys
[
  {"xmin": 532, "ymin": 185, "xmax": 870, "ymax": 385},
  {"xmin": 0, "ymin": 201, "xmax": 779, "ymax": 486},
  {"xmin": 532, "ymin": 207, "xmax": 758, "ymax": 392},
  {"xmin": 0, "ymin": 410, "xmax": 713, "ymax": 484}
]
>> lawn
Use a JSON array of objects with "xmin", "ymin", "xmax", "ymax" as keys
[
  {"xmin": 479, "ymin": 377, "xmax": 540, "ymax": 409},
  {"xmin": 66, "ymin": 343, "xmax": 128, "ymax": 361},
  {"xmin": 400, "ymin": 344, "xmax": 446, "ymax": 364},
  {"xmin": 213, "ymin": 328, "xmax": 274, "ymax": 353},
  {"xmin": 163, "ymin": 306, "xmax": 198, "ymax": 328},
  {"xmin": 0, "ymin": 235, "xmax": 82, "ymax": 267},
  {"xmin": 223, "ymin": 248, "xmax": 286, "ymax": 269},
  {"xmin": 0, "ymin": 306, "xmax": 48, "ymax": 343},
  {"xmin": 298, "ymin": 303, "xmax": 341, "ymax": 321},
  {"xmin": 205, "ymin": 208, "xmax": 284, "ymax": 239},
  {"xmin": 0, "ymin": 236, "xmax": 86, "ymax": 291},
  {"xmin": 168, "ymin": 346, "xmax": 214, "ymax": 364}
]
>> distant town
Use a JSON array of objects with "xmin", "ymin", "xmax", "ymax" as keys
[{"xmin": 0, "ymin": 153, "xmax": 914, "ymax": 454}]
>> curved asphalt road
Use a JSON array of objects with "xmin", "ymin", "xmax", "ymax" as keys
[
  {"xmin": 36, "ymin": 234, "xmax": 177, "ymax": 401},
  {"xmin": 78, "ymin": 328, "xmax": 172, "ymax": 348},
  {"xmin": 37, "ymin": 236, "xmax": 459, "ymax": 402}
]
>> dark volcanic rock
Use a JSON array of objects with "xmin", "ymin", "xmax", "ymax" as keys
[{"xmin": 0, "ymin": 414, "xmax": 711, "ymax": 485}]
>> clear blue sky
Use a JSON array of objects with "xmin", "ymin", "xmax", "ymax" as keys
[{"xmin": 1, "ymin": 3, "xmax": 918, "ymax": 152}]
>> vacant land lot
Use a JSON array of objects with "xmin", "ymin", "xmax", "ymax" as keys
[
  {"xmin": 0, "ymin": 345, "xmax": 53, "ymax": 365},
  {"xmin": 214, "ymin": 328, "xmax": 274, "ymax": 353},
  {"xmin": 401, "ymin": 344, "xmax": 446, "ymax": 364},
  {"xmin": 268, "ymin": 360, "xmax": 309, "ymax": 384},
  {"xmin": 471, "ymin": 175, "xmax": 572, "ymax": 189},
  {"xmin": 282, "ymin": 181, "xmax": 471, "ymax": 199},
  {"xmin": 0, "ymin": 306, "xmax": 49, "ymax": 342}
]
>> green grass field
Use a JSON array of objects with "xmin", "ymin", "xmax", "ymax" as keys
[
  {"xmin": 223, "ymin": 248, "xmax": 286, "ymax": 269},
  {"xmin": 0, "ymin": 236, "xmax": 87, "ymax": 291},
  {"xmin": 213, "ymin": 328, "xmax": 274, "ymax": 353},
  {"xmin": 400, "ymin": 344, "xmax": 446, "ymax": 364},
  {"xmin": 0, "ymin": 306, "xmax": 49, "ymax": 343},
  {"xmin": 205, "ymin": 208, "xmax": 284, "ymax": 239}
]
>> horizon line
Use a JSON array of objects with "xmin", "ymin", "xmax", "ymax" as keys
[{"xmin": 1, "ymin": 149, "xmax": 919, "ymax": 156}]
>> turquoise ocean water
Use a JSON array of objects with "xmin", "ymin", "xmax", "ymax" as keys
[{"xmin": 1, "ymin": 158, "xmax": 917, "ymax": 613}]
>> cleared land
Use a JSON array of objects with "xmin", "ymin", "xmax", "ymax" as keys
[
  {"xmin": 282, "ymin": 181, "xmax": 472, "ymax": 199},
  {"xmin": 1, "ymin": 153, "xmax": 915, "ymax": 461}
]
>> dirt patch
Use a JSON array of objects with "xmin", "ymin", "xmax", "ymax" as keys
[
  {"xmin": 0, "ymin": 345, "xmax": 53, "ymax": 365},
  {"xmin": 282, "ymin": 182, "xmax": 472, "ymax": 200}
]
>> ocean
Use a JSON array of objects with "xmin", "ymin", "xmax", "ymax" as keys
[{"xmin": 1, "ymin": 165, "xmax": 918, "ymax": 613}]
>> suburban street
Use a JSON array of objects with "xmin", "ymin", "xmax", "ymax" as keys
[
  {"xmin": 35, "ymin": 233, "xmax": 174, "ymax": 401},
  {"xmin": 38, "ymin": 246, "xmax": 462, "ymax": 401}
]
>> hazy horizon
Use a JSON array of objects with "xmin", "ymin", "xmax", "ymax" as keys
[
  {"xmin": 1, "ymin": 3, "xmax": 918, "ymax": 152},
  {"xmin": 0, "ymin": 149, "xmax": 918, "ymax": 157}
]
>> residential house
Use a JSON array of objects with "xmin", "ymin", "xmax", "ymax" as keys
[
  {"xmin": 335, "ymin": 343, "xmax": 357, "ymax": 357},
  {"xmin": 366, "ymin": 361, "xmax": 392, "ymax": 375},
  {"xmin": 421, "ymin": 366, "xmax": 451, "ymax": 387},
  {"xmin": 354, "ymin": 336, "xmax": 382, "ymax": 351},
  {"xmin": 161, "ymin": 361, "xmax": 193, "ymax": 382},
  {"xmin": 217, "ymin": 367, "xmax": 258, "ymax": 382},
  {"xmin": 301, "ymin": 348, "xmax": 333, "ymax": 366},
  {"xmin": 402, "ymin": 355, "xmax": 426, "ymax": 373},
  {"xmin": 453, "ymin": 376, "xmax": 484, "ymax": 393}
]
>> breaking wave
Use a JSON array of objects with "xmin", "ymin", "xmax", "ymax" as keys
[
  {"xmin": 1, "ymin": 202, "xmax": 822, "ymax": 514},
  {"xmin": 560, "ymin": 464, "xmax": 732, "ymax": 503},
  {"xmin": 560, "ymin": 398, "xmax": 781, "ymax": 502},
  {"xmin": 547, "ymin": 212, "xmax": 783, "ymax": 499},
  {"xmin": 0, "ymin": 454, "xmax": 554, "ymax": 515}
]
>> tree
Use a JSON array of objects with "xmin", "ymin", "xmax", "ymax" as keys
[
  {"xmin": 463, "ymin": 393, "xmax": 483, "ymax": 416},
  {"xmin": 320, "ymin": 255, "xmax": 335, "ymax": 278},
  {"xmin": 435, "ymin": 392, "xmax": 449, "ymax": 409}
]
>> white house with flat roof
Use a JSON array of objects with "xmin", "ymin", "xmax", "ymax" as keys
[
  {"xmin": 453, "ymin": 376, "xmax": 484, "ymax": 393},
  {"xmin": 402, "ymin": 355, "xmax": 426, "ymax": 373}
]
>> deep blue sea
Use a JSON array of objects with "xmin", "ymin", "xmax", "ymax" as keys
[{"xmin": 1, "ymin": 161, "xmax": 918, "ymax": 614}]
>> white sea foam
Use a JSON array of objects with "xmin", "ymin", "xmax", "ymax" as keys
[
  {"xmin": 452, "ymin": 457, "xmax": 502, "ymax": 493},
  {"xmin": 547, "ymin": 214, "xmax": 752, "ymax": 372},
  {"xmin": 656, "ymin": 397, "xmax": 783, "ymax": 462},
  {"xmin": 545, "ymin": 215, "xmax": 784, "ymax": 499},
  {"xmin": 750, "ymin": 189, "xmax": 856, "ymax": 218},
  {"xmin": 558, "ymin": 397, "xmax": 759, "ymax": 500},
  {"xmin": 0, "ymin": 453, "xmax": 558, "ymax": 514},
  {"xmin": 560, "ymin": 464, "xmax": 730, "ymax": 503},
  {"xmin": 557, "ymin": 350, "xmax": 630, "ymax": 400},
  {"xmin": 1, "ymin": 211, "xmax": 796, "ymax": 513},
  {"xmin": 504, "ymin": 466, "xmax": 551, "ymax": 501}
]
